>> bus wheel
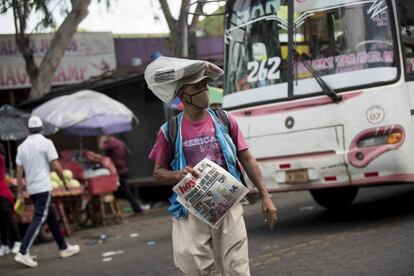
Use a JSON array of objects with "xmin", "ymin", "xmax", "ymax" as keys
[{"xmin": 310, "ymin": 187, "xmax": 358, "ymax": 210}]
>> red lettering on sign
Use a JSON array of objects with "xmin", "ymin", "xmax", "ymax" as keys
[
  {"xmin": 67, "ymin": 64, "xmax": 79, "ymax": 81},
  {"xmin": 79, "ymin": 65, "xmax": 87, "ymax": 80},
  {"xmin": 16, "ymin": 66, "xmax": 27, "ymax": 84},
  {"xmin": 6, "ymin": 64, "xmax": 16, "ymax": 85},
  {"xmin": 54, "ymin": 67, "xmax": 68, "ymax": 82}
]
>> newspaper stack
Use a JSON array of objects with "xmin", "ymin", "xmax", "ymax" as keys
[
  {"xmin": 173, "ymin": 158, "xmax": 249, "ymax": 228},
  {"xmin": 153, "ymin": 60, "xmax": 205, "ymax": 83},
  {"xmin": 145, "ymin": 56, "xmax": 224, "ymax": 103}
]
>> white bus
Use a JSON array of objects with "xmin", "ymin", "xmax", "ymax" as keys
[{"xmin": 223, "ymin": 0, "xmax": 414, "ymax": 208}]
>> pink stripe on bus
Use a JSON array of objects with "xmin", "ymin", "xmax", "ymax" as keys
[{"xmin": 231, "ymin": 91, "xmax": 362, "ymax": 117}]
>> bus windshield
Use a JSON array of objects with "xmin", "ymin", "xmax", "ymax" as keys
[{"xmin": 224, "ymin": 0, "xmax": 398, "ymax": 107}]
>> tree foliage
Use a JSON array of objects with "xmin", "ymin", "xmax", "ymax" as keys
[
  {"xmin": 197, "ymin": 5, "xmax": 224, "ymax": 37},
  {"xmin": 0, "ymin": 0, "xmax": 92, "ymax": 100},
  {"xmin": 158, "ymin": 0, "xmax": 204, "ymax": 57}
]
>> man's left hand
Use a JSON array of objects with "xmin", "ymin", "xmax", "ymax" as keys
[{"xmin": 262, "ymin": 196, "xmax": 277, "ymax": 229}]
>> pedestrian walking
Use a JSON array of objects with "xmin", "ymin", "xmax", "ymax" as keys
[
  {"xmin": 145, "ymin": 57, "xmax": 277, "ymax": 276},
  {"xmin": 98, "ymin": 135, "xmax": 150, "ymax": 213},
  {"xmin": 0, "ymin": 143, "xmax": 21, "ymax": 256},
  {"xmin": 14, "ymin": 116, "xmax": 80, "ymax": 268}
]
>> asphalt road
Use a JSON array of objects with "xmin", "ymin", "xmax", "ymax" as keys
[{"xmin": 1, "ymin": 184, "xmax": 414, "ymax": 275}]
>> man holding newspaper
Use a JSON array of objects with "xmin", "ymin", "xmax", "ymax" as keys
[{"xmin": 146, "ymin": 56, "xmax": 277, "ymax": 276}]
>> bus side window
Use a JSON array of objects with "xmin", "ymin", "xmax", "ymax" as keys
[
  {"xmin": 401, "ymin": 0, "xmax": 414, "ymax": 75},
  {"xmin": 402, "ymin": 26, "xmax": 414, "ymax": 75}
]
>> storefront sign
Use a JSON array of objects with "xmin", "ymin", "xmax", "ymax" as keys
[{"xmin": 0, "ymin": 32, "xmax": 116, "ymax": 90}]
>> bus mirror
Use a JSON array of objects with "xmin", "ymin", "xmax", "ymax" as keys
[
  {"xmin": 252, "ymin": 42, "xmax": 267, "ymax": 61},
  {"xmin": 401, "ymin": 0, "xmax": 414, "ymax": 26}
]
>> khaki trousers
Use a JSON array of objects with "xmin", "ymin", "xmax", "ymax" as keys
[{"xmin": 172, "ymin": 204, "xmax": 250, "ymax": 276}]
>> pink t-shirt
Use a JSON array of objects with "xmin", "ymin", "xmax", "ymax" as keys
[{"xmin": 148, "ymin": 113, "xmax": 249, "ymax": 168}]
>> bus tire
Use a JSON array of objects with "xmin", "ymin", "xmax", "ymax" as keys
[{"xmin": 310, "ymin": 187, "xmax": 358, "ymax": 210}]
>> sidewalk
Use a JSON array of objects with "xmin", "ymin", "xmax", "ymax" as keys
[{"xmin": 0, "ymin": 201, "xmax": 179, "ymax": 276}]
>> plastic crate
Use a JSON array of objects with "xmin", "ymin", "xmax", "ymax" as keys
[{"xmin": 85, "ymin": 174, "xmax": 118, "ymax": 195}]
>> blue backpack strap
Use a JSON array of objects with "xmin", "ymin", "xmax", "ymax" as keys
[
  {"xmin": 212, "ymin": 109, "xmax": 238, "ymax": 149},
  {"xmin": 213, "ymin": 108, "xmax": 230, "ymax": 132},
  {"xmin": 165, "ymin": 114, "xmax": 188, "ymax": 218},
  {"xmin": 167, "ymin": 115, "xmax": 178, "ymax": 148},
  {"xmin": 211, "ymin": 108, "xmax": 248, "ymax": 187}
]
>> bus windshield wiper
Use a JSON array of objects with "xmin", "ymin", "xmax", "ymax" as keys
[{"xmin": 295, "ymin": 52, "xmax": 343, "ymax": 103}]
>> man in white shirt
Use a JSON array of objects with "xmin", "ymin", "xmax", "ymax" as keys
[{"xmin": 14, "ymin": 116, "xmax": 80, "ymax": 268}]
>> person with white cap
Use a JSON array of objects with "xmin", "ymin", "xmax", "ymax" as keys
[
  {"xmin": 14, "ymin": 116, "xmax": 80, "ymax": 268},
  {"xmin": 146, "ymin": 57, "xmax": 277, "ymax": 276}
]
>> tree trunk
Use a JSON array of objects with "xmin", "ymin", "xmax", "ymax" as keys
[
  {"xmin": 159, "ymin": 0, "xmax": 190, "ymax": 58},
  {"xmin": 29, "ymin": 0, "xmax": 91, "ymax": 100},
  {"xmin": 169, "ymin": 19, "xmax": 188, "ymax": 58},
  {"xmin": 12, "ymin": 0, "xmax": 39, "ymax": 89},
  {"xmin": 180, "ymin": 15, "xmax": 189, "ymax": 58}
]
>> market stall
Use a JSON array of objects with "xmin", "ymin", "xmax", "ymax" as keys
[
  {"xmin": 32, "ymin": 90, "xmax": 139, "ymax": 227},
  {"xmin": 59, "ymin": 149, "xmax": 121, "ymax": 226},
  {"xmin": 0, "ymin": 104, "xmax": 82, "ymax": 239},
  {"xmin": 2, "ymin": 90, "xmax": 138, "ymax": 239}
]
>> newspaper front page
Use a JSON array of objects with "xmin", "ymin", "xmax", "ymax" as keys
[{"xmin": 173, "ymin": 158, "xmax": 249, "ymax": 228}]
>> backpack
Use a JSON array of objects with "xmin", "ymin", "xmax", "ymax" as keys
[{"xmin": 166, "ymin": 109, "xmax": 247, "ymax": 186}]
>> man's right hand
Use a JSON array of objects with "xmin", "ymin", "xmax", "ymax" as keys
[
  {"xmin": 175, "ymin": 166, "xmax": 199, "ymax": 182},
  {"xmin": 153, "ymin": 163, "xmax": 199, "ymax": 185}
]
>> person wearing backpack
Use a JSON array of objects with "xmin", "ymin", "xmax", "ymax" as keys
[{"xmin": 145, "ymin": 57, "xmax": 277, "ymax": 276}]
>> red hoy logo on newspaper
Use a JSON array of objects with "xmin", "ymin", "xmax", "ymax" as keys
[{"xmin": 178, "ymin": 177, "xmax": 196, "ymax": 194}]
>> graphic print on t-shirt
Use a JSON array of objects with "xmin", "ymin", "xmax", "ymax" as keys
[{"xmin": 182, "ymin": 133, "xmax": 225, "ymax": 168}]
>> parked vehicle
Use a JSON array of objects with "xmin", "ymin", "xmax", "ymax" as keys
[{"xmin": 223, "ymin": 0, "xmax": 414, "ymax": 209}]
